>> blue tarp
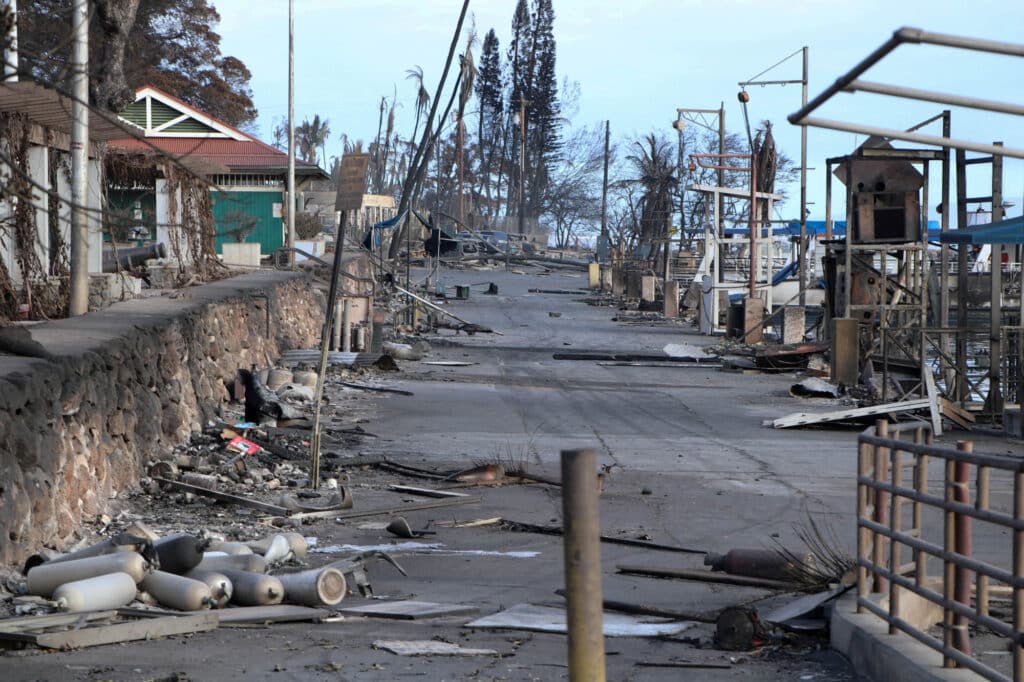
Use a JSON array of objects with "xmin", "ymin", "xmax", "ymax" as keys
[
  {"xmin": 722, "ymin": 219, "xmax": 941, "ymax": 239},
  {"xmin": 939, "ymin": 215, "xmax": 1024, "ymax": 245}
]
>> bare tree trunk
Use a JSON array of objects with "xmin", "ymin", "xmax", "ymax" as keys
[{"xmin": 92, "ymin": 0, "xmax": 141, "ymax": 112}]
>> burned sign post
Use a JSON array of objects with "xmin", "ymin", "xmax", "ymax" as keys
[{"xmin": 310, "ymin": 153, "xmax": 370, "ymax": 489}]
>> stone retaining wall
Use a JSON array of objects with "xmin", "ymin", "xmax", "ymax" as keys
[{"xmin": 0, "ymin": 272, "xmax": 324, "ymax": 566}]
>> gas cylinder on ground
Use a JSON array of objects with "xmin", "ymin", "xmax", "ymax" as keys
[
  {"xmin": 206, "ymin": 540, "xmax": 254, "ymax": 556},
  {"xmin": 277, "ymin": 567, "xmax": 346, "ymax": 607},
  {"xmin": 53, "ymin": 572, "xmax": 138, "ymax": 612},
  {"xmin": 27, "ymin": 553, "xmax": 149, "ymax": 597},
  {"xmin": 184, "ymin": 569, "xmax": 233, "ymax": 608},
  {"xmin": 154, "ymin": 534, "xmax": 208, "ymax": 574},
  {"xmin": 704, "ymin": 548, "xmax": 814, "ymax": 582},
  {"xmin": 246, "ymin": 532, "xmax": 307, "ymax": 559},
  {"xmin": 196, "ymin": 553, "xmax": 266, "ymax": 573},
  {"xmin": 140, "ymin": 571, "xmax": 214, "ymax": 611},
  {"xmin": 218, "ymin": 569, "xmax": 284, "ymax": 606}
]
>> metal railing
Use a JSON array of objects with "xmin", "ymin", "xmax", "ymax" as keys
[{"xmin": 857, "ymin": 420, "xmax": 1024, "ymax": 681}]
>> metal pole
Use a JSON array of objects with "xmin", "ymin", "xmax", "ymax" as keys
[
  {"xmin": 561, "ymin": 448, "xmax": 606, "ymax": 682},
  {"xmin": 749, "ymin": 156, "xmax": 757, "ymax": 300},
  {"xmin": 518, "ymin": 97, "xmax": 526, "ymax": 239},
  {"xmin": 799, "ymin": 46, "xmax": 808, "ymax": 305},
  {"xmin": 988, "ymin": 143, "xmax": 1004, "ymax": 419},
  {"xmin": 286, "ymin": 0, "xmax": 296, "ymax": 268},
  {"xmin": 600, "ymin": 120, "xmax": 609, "ymax": 241},
  {"xmin": 952, "ymin": 441, "xmax": 973, "ymax": 656},
  {"xmin": 955, "ymin": 149, "xmax": 969, "ymax": 402},
  {"xmin": 3, "ymin": 0, "xmax": 17, "ymax": 82},
  {"xmin": 68, "ymin": 0, "xmax": 89, "ymax": 316},
  {"xmin": 309, "ymin": 211, "xmax": 347, "ymax": 490}
]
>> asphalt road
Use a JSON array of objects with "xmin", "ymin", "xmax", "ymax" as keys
[{"xmin": 12, "ymin": 264, "xmax": 1020, "ymax": 681}]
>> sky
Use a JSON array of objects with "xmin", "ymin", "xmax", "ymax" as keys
[{"xmin": 213, "ymin": 0, "xmax": 1024, "ymax": 226}]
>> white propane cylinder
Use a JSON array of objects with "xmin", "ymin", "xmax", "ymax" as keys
[
  {"xmin": 27, "ymin": 553, "xmax": 149, "ymax": 597},
  {"xmin": 218, "ymin": 569, "xmax": 284, "ymax": 606},
  {"xmin": 206, "ymin": 541, "xmax": 254, "ymax": 556},
  {"xmin": 184, "ymin": 569, "xmax": 233, "ymax": 608},
  {"xmin": 53, "ymin": 572, "xmax": 138, "ymax": 612},
  {"xmin": 277, "ymin": 567, "xmax": 347, "ymax": 607},
  {"xmin": 140, "ymin": 571, "xmax": 213, "ymax": 611},
  {"xmin": 195, "ymin": 553, "xmax": 266, "ymax": 574}
]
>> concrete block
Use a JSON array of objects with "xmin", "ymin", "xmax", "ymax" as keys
[
  {"xmin": 743, "ymin": 296, "xmax": 763, "ymax": 344},
  {"xmin": 599, "ymin": 266, "xmax": 612, "ymax": 292},
  {"xmin": 781, "ymin": 306, "xmax": 805, "ymax": 344},
  {"xmin": 222, "ymin": 243, "xmax": 262, "ymax": 267},
  {"xmin": 832, "ymin": 317, "xmax": 859, "ymax": 385},
  {"xmin": 588, "ymin": 263, "xmax": 600, "ymax": 290},
  {"xmin": 831, "ymin": 594, "xmax": 977, "ymax": 682},
  {"xmin": 641, "ymin": 275, "xmax": 656, "ymax": 303},
  {"xmin": 663, "ymin": 281, "xmax": 679, "ymax": 318}
]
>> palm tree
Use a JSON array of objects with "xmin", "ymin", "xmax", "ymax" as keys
[
  {"xmin": 626, "ymin": 134, "xmax": 677, "ymax": 261},
  {"xmin": 295, "ymin": 115, "xmax": 330, "ymax": 165},
  {"xmin": 405, "ymin": 66, "xmax": 431, "ymax": 153}
]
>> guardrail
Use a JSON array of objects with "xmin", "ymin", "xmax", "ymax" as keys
[{"xmin": 857, "ymin": 420, "xmax": 1024, "ymax": 681}]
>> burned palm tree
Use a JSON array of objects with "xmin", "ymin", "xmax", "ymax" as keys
[
  {"xmin": 754, "ymin": 120, "xmax": 777, "ymax": 227},
  {"xmin": 626, "ymin": 134, "xmax": 677, "ymax": 264}
]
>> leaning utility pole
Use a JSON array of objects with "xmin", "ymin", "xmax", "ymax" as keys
[
  {"xmin": 286, "ymin": 0, "xmax": 296, "ymax": 267},
  {"xmin": 68, "ymin": 0, "xmax": 89, "ymax": 316}
]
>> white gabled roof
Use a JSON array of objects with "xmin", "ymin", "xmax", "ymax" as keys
[{"xmin": 123, "ymin": 86, "xmax": 250, "ymax": 141}]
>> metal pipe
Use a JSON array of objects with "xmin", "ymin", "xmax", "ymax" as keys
[
  {"xmin": 873, "ymin": 420, "xmax": 889, "ymax": 593},
  {"xmin": 561, "ymin": 448, "xmax": 606, "ymax": 681},
  {"xmin": 953, "ymin": 442, "xmax": 973, "ymax": 657},
  {"xmin": 286, "ymin": 0, "xmax": 296, "ymax": 267},
  {"xmin": 898, "ymin": 26, "xmax": 1024, "ymax": 57},
  {"xmin": 68, "ymin": 0, "xmax": 89, "ymax": 316},
  {"xmin": 789, "ymin": 30, "xmax": 904, "ymax": 125},
  {"xmin": 799, "ymin": 46, "xmax": 808, "ymax": 306},
  {"xmin": 1014, "ymin": 471, "xmax": 1024, "ymax": 680},
  {"xmin": 889, "ymin": 443, "xmax": 903, "ymax": 634},
  {"xmin": 847, "ymin": 79, "xmax": 1024, "ymax": 117},
  {"xmin": 976, "ymin": 464, "xmax": 990, "ymax": 617},
  {"xmin": 749, "ymin": 154, "xmax": 757, "ymax": 299},
  {"xmin": 341, "ymin": 299, "xmax": 351, "ymax": 352},
  {"xmin": 796, "ymin": 116, "xmax": 1024, "ymax": 161},
  {"xmin": 309, "ymin": 211, "xmax": 348, "ymax": 489},
  {"xmin": 943, "ymin": 457, "xmax": 956, "ymax": 667}
]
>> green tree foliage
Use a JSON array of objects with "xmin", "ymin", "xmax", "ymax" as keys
[
  {"xmin": 18, "ymin": 0, "xmax": 257, "ymax": 126},
  {"xmin": 474, "ymin": 29, "xmax": 503, "ymax": 217}
]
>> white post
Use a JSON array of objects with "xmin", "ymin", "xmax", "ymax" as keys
[
  {"xmin": 286, "ymin": 0, "xmax": 296, "ymax": 266},
  {"xmin": 3, "ymin": 0, "xmax": 17, "ymax": 81},
  {"xmin": 68, "ymin": 0, "xmax": 89, "ymax": 315}
]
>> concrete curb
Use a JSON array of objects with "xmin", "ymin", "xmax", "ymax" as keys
[{"xmin": 830, "ymin": 594, "xmax": 981, "ymax": 681}]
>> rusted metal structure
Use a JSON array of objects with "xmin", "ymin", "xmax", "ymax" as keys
[
  {"xmin": 857, "ymin": 419, "xmax": 1024, "ymax": 680},
  {"xmin": 791, "ymin": 26, "xmax": 1024, "ymax": 426}
]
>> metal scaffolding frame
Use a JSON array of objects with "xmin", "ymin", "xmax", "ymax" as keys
[{"xmin": 791, "ymin": 26, "xmax": 1024, "ymax": 425}]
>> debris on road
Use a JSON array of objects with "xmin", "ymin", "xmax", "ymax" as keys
[
  {"xmin": 373, "ymin": 640, "xmax": 499, "ymax": 656},
  {"xmin": 340, "ymin": 600, "xmax": 478, "ymax": 620},
  {"xmin": 465, "ymin": 603, "xmax": 695, "ymax": 637}
]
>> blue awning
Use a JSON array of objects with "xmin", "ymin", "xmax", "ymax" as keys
[{"xmin": 939, "ymin": 215, "xmax": 1024, "ymax": 245}]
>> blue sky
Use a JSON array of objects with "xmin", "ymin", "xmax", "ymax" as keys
[{"xmin": 214, "ymin": 0, "xmax": 1024, "ymax": 226}]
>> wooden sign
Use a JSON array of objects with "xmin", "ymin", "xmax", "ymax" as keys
[{"xmin": 334, "ymin": 153, "xmax": 371, "ymax": 211}]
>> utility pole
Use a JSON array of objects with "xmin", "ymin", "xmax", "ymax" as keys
[
  {"xmin": 738, "ymin": 46, "xmax": 809, "ymax": 304},
  {"xmin": 68, "ymin": 0, "xmax": 89, "ymax": 316},
  {"xmin": 512, "ymin": 96, "xmax": 529, "ymax": 270},
  {"xmin": 286, "ymin": 0, "xmax": 296, "ymax": 267},
  {"xmin": 599, "ymin": 120, "xmax": 610, "ymax": 261},
  {"xmin": 3, "ymin": 0, "xmax": 17, "ymax": 81}
]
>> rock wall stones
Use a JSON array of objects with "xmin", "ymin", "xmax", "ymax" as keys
[{"xmin": 0, "ymin": 272, "xmax": 324, "ymax": 567}]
